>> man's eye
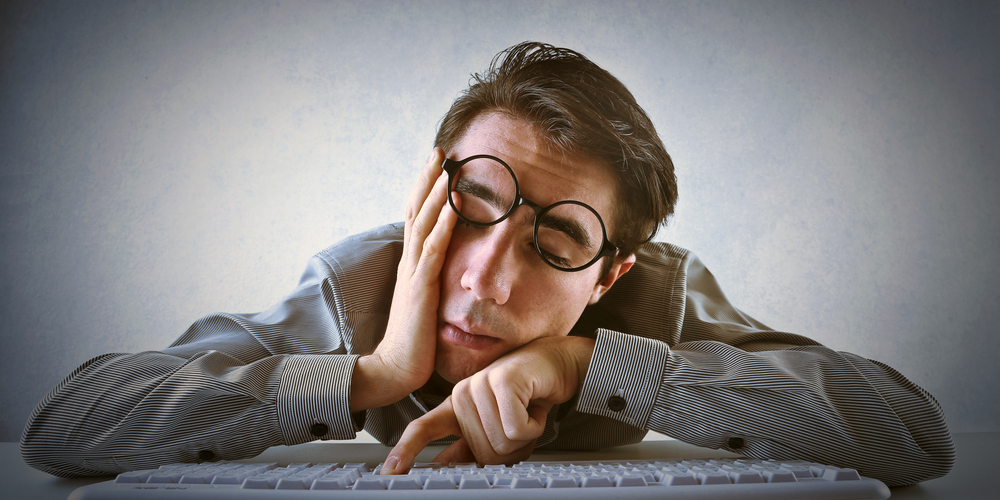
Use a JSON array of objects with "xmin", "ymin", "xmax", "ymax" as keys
[
  {"xmin": 458, "ymin": 219, "xmax": 492, "ymax": 231},
  {"xmin": 540, "ymin": 249, "xmax": 571, "ymax": 268}
]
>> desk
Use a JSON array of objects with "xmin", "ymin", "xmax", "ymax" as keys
[{"xmin": 3, "ymin": 432, "xmax": 993, "ymax": 500}]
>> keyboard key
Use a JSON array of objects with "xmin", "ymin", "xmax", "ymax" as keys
[
  {"xmin": 412, "ymin": 462, "xmax": 442, "ymax": 468},
  {"xmin": 613, "ymin": 473, "xmax": 647, "ymax": 487},
  {"xmin": 388, "ymin": 477, "xmax": 423, "ymax": 490},
  {"xmin": 696, "ymin": 471, "xmax": 732, "ymax": 484},
  {"xmin": 210, "ymin": 473, "xmax": 248, "ymax": 484},
  {"xmin": 728, "ymin": 471, "xmax": 765, "ymax": 484},
  {"xmin": 343, "ymin": 462, "xmax": 370, "ymax": 472},
  {"xmin": 510, "ymin": 476, "xmax": 545, "ymax": 488},
  {"xmin": 353, "ymin": 477, "xmax": 387, "ymax": 490},
  {"xmin": 546, "ymin": 476, "xmax": 579, "ymax": 488},
  {"xmin": 823, "ymin": 468, "xmax": 862, "ymax": 481},
  {"xmin": 762, "ymin": 469, "xmax": 799, "ymax": 483},
  {"xmin": 147, "ymin": 470, "xmax": 187, "ymax": 483},
  {"xmin": 492, "ymin": 473, "xmax": 516, "ymax": 486},
  {"xmin": 423, "ymin": 475, "xmax": 457, "ymax": 489},
  {"xmin": 310, "ymin": 475, "xmax": 352, "ymax": 490},
  {"xmin": 781, "ymin": 466, "xmax": 815, "ymax": 479},
  {"xmin": 241, "ymin": 476, "xmax": 275, "ymax": 489},
  {"xmin": 114, "ymin": 470, "xmax": 155, "ymax": 483},
  {"xmin": 458, "ymin": 475, "xmax": 491, "ymax": 489},
  {"xmin": 178, "ymin": 472, "xmax": 216, "ymax": 484},
  {"xmin": 658, "ymin": 471, "xmax": 699, "ymax": 486},
  {"xmin": 581, "ymin": 475, "xmax": 613, "ymax": 488},
  {"xmin": 275, "ymin": 477, "xmax": 312, "ymax": 490}
]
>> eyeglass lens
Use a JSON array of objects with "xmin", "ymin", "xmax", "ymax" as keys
[{"xmin": 449, "ymin": 157, "xmax": 606, "ymax": 270}]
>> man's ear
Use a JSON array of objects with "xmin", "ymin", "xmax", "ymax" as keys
[{"xmin": 589, "ymin": 253, "xmax": 636, "ymax": 304}]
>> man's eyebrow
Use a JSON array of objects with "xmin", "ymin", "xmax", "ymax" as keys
[
  {"xmin": 539, "ymin": 213, "xmax": 593, "ymax": 248},
  {"xmin": 455, "ymin": 178, "xmax": 508, "ymax": 213}
]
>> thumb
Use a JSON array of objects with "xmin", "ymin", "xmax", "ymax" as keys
[{"xmin": 432, "ymin": 437, "xmax": 476, "ymax": 465}]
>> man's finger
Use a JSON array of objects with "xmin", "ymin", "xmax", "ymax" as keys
[
  {"xmin": 403, "ymin": 149, "xmax": 445, "ymax": 267},
  {"xmin": 381, "ymin": 397, "xmax": 461, "ymax": 475},
  {"xmin": 404, "ymin": 148, "xmax": 444, "ymax": 245},
  {"xmin": 404, "ymin": 163, "xmax": 451, "ymax": 273},
  {"xmin": 431, "ymin": 438, "xmax": 476, "ymax": 466},
  {"xmin": 466, "ymin": 375, "xmax": 513, "ymax": 453},
  {"xmin": 413, "ymin": 177, "xmax": 458, "ymax": 281}
]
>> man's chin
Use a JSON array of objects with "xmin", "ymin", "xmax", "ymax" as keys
[
  {"xmin": 433, "ymin": 349, "xmax": 493, "ymax": 385},
  {"xmin": 433, "ymin": 361, "xmax": 483, "ymax": 385},
  {"xmin": 434, "ymin": 333, "xmax": 503, "ymax": 383}
]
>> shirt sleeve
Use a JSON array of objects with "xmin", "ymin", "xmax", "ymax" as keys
[
  {"xmin": 20, "ymin": 254, "xmax": 362, "ymax": 478},
  {"xmin": 576, "ymin": 251, "xmax": 956, "ymax": 487}
]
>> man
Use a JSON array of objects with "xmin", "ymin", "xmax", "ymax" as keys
[{"xmin": 21, "ymin": 42, "xmax": 954, "ymax": 487}]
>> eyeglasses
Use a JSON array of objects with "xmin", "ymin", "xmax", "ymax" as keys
[{"xmin": 442, "ymin": 154, "xmax": 617, "ymax": 272}]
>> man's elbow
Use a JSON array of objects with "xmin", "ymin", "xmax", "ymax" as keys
[
  {"xmin": 879, "ymin": 434, "xmax": 956, "ymax": 487},
  {"xmin": 20, "ymin": 419, "xmax": 119, "ymax": 478},
  {"xmin": 20, "ymin": 440, "xmax": 105, "ymax": 478}
]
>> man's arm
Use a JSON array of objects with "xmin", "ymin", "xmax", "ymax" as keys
[
  {"xmin": 384, "ymin": 245, "xmax": 955, "ymax": 487},
  {"xmin": 21, "ymin": 150, "xmax": 457, "ymax": 478},
  {"xmin": 349, "ymin": 148, "xmax": 457, "ymax": 412},
  {"xmin": 571, "ymin": 249, "xmax": 956, "ymax": 487},
  {"xmin": 20, "ymin": 253, "xmax": 364, "ymax": 477}
]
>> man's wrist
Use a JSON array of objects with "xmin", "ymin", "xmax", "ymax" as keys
[
  {"xmin": 350, "ymin": 355, "xmax": 401, "ymax": 412},
  {"xmin": 567, "ymin": 336, "xmax": 596, "ymax": 393},
  {"xmin": 350, "ymin": 354, "xmax": 425, "ymax": 412}
]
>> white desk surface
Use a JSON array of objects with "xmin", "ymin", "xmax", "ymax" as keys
[{"xmin": 3, "ymin": 432, "xmax": 993, "ymax": 500}]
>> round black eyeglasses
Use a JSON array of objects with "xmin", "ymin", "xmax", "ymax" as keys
[{"xmin": 441, "ymin": 154, "xmax": 617, "ymax": 272}]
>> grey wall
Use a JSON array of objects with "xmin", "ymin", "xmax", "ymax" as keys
[{"xmin": 2, "ymin": 0, "xmax": 997, "ymax": 443}]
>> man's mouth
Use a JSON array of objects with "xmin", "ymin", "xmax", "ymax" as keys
[{"xmin": 440, "ymin": 322, "xmax": 502, "ymax": 351}]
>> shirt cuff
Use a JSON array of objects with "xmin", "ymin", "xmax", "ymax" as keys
[
  {"xmin": 276, "ymin": 354, "xmax": 359, "ymax": 444},
  {"xmin": 576, "ymin": 329, "xmax": 669, "ymax": 429}
]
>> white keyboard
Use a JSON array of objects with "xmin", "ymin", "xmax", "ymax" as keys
[{"xmin": 68, "ymin": 457, "xmax": 890, "ymax": 499}]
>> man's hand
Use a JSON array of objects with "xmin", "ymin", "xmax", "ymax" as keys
[
  {"xmin": 350, "ymin": 149, "xmax": 458, "ymax": 412},
  {"xmin": 381, "ymin": 336, "xmax": 596, "ymax": 473}
]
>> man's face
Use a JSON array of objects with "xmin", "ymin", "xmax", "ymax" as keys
[{"xmin": 434, "ymin": 112, "xmax": 627, "ymax": 384}]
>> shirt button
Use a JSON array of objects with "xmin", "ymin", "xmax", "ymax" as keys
[
  {"xmin": 198, "ymin": 450, "xmax": 215, "ymax": 461},
  {"xmin": 607, "ymin": 395, "xmax": 626, "ymax": 412},
  {"xmin": 728, "ymin": 437, "xmax": 745, "ymax": 449},
  {"xmin": 310, "ymin": 423, "xmax": 329, "ymax": 437}
]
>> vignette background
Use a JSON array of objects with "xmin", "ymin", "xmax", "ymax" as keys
[{"xmin": 2, "ymin": 0, "xmax": 997, "ymax": 443}]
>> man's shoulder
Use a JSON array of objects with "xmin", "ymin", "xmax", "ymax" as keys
[
  {"xmin": 315, "ymin": 223, "xmax": 404, "ymax": 271},
  {"xmin": 635, "ymin": 240, "xmax": 692, "ymax": 265},
  {"xmin": 300, "ymin": 223, "xmax": 404, "ymax": 316},
  {"xmin": 588, "ymin": 240, "xmax": 694, "ymax": 344}
]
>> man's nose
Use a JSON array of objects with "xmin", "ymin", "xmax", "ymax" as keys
[{"xmin": 460, "ymin": 223, "xmax": 521, "ymax": 305}]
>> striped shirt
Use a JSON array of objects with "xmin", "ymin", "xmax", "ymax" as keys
[{"xmin": 20, "ymin": 223, "xmax": 954, "ymax": 486}]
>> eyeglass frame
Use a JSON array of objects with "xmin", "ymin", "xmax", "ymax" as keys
[{"xmin": 441, "ymin": 153, "xmax": 618, "ymax": 272}]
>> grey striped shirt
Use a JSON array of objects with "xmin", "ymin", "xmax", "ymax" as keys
[{"xmin": 20, "ymin": 223, "xmax": 955, "ymax": 486}]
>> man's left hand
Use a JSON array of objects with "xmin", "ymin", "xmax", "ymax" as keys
[{"xmin": 380, "ymin": 336, "xmax": 596, "ymax": 474}]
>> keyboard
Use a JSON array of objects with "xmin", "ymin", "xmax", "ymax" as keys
[{"xmin": 68, "ymin": 457, "xmax": 891, "ymax": 499}]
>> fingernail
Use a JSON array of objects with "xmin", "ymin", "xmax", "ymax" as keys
[{"xmin": 383, "ymin": 455, "xmax": 399, "ymax": 474}]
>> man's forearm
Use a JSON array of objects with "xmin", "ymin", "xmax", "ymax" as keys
[{"xmin": 21, "ymin": 350, "xmax": 287, "ymax": 478}]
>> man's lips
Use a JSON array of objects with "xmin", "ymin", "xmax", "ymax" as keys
[{"xmin": 440, "ymin": 322, "xmax": 502, "ymax": 351}]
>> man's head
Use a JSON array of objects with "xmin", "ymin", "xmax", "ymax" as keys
[{"xmin": 431, "ymin": 42, "xmax": 677, "ymax": 384}]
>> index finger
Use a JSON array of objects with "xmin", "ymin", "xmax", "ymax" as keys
[{"xmin": 381, "ymin": 397, "xmax": 462, "ymax": 475}]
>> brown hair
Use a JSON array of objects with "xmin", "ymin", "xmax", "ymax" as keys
[{"xmin": 434, "ymin": 42, "xmax": 677, "ymax": 269}]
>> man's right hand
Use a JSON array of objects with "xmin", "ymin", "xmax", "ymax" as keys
[{"xmin": 349, "ymin": 149, "xmax": 457, "ymax": 412}]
